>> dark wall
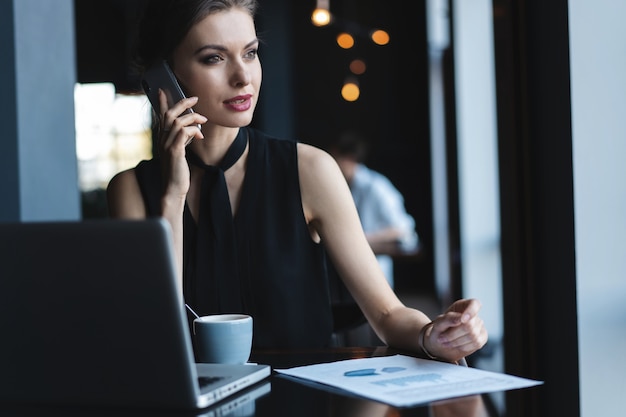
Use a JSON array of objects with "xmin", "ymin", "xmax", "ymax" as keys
[
  {"xmin": 74, "ymin": 0, "xmax": 146, "ymax": 92},
  {"xmin": 287, "ymin": 1, "xmax": 434, "ymax": 288}
]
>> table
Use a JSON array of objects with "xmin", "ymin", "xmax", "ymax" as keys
[{"xmin": 0, "ymin": 347, "xmax": 495, "ymax": 417}]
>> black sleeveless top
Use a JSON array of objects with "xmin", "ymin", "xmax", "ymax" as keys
[{"xmin": 134, "ymin": 127, "xmax": 333, "ymax": 348}]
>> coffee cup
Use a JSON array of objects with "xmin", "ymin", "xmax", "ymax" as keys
[{"xmin": 192, "ymin": 314, "xmax": 253, "ymax": 364}]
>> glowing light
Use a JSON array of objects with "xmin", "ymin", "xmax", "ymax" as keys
[
  {"xmin": 311, "ymin": 1, "xmax": 331, "ymax": 27},
  {"xmin": 311, "ymin": 8, "xmax": 331, "ymax": 26},
  {"xmin": 336, "ymin": 32, "xmax": 355, "ymax": 49},
  {"xmin": 371, "ymin": 29, "xmax": 390, "ymax": 45},
  {"xmin": 349, "ymin": 59, "xmax": 366, "ymax": 75},
  {"xmin": 341, "ymin": 81, "xmax": 360, "ymax": 102}
]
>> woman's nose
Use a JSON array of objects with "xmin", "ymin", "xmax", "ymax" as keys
[{"xmin": 231, "ymin": 61, "xmax": 251, "ymax": 87}]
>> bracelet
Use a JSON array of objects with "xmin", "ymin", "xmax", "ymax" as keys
[
  {"xmin": 418, "ymin": 321, "xmax": 439, "ymax": 360},
  {"xmin": 418, "ymin": 321, "xmax": 465, "ymax": 366}
]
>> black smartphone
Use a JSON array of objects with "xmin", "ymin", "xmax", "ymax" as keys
[{"xmin": 141, "ymin": 60, "xmax": 199, "ymax": 128}]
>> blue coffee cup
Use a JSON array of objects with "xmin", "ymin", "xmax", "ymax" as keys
[{"xmin": 193, "ymin": 314, "xmax": 253, "ymax": 364}]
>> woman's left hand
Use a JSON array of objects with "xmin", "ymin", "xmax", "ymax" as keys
[{"xmin": 423, "ymin": 298, "xmax": 488, "ymax": 363}]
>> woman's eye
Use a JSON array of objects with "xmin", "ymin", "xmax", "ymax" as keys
[
  {"xmin": 244, "ymin": 49, "xmax": 258, "ymax": 60},
  {"xmin": 201, "ymin": 54, "xmax": 222, "ymax": 65}
]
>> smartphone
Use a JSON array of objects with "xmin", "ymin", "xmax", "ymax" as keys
[{"xmin": 141, "ymin": 60, "xmax": 199, "ymax": 128}]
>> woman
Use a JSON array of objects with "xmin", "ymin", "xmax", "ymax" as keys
[{"xmin": 107, "ymin": 0, "xmax": 487, "ymax": 363}]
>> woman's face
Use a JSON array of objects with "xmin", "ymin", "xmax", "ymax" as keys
[{"xmin": 171, "ymin": 8, "xmax": 261, "ymax": 128}]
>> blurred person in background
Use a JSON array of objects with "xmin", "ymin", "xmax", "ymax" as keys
[{"xmin": 329, "ymin": 131, "xmax": 419, "ymax": 289}]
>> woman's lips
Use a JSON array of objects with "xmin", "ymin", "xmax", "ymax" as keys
[{"xmin": 224, "ymin": 95, "xmax": 252, "ymax": 112}]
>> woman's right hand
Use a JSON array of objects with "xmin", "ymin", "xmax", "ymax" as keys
[
  {"xmin": 422, "ymin": 298, "xmax": 487, "ymax": 363},
  {"xmin": 157, "ymin": 90, "xmax": 207, "ymax": 199}
]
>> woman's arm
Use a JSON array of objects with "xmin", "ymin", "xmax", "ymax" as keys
[
  {"xmin": 106, "ymin": 168, "xmax": 185, "ymax": 290},
  {"xmin": 298, "ymin": 143, "xmax": 487, "ymax": 362},
  {"xmin": 106, "ymin": 169, "xmax": 147, "ymax": 219}
]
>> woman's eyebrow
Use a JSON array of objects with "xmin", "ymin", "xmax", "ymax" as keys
[{"xmin": 194, "ymin": 38, "xmax": 259, "ymax": 56}]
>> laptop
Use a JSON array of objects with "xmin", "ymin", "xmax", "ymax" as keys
[
  {"xmin": 199, "ymin": 379, "xmax": 271, "ymax": 417},
  {"xmin": 0, "ymin": 218, "xmax": 270, "ymax": 410}
]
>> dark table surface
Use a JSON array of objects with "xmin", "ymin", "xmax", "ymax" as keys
[{"xmin": 0, "ymin": 346, "xmax": 498, "ymax": 417}]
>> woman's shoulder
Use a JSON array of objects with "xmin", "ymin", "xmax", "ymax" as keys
[
  {"xmin": 296, "ymin": 141, "xmax": 337, "ymax": 173},
  {"xmin": 107, "ymin": 158, "xmax": 160, "ymax": 196},
  {"xmin": 108, "ymin": 167, "xmax": 137, "ymax": 190},
  {"xmin": 106, "ymin": 166, "xmax": 145, "ymax": 217}
]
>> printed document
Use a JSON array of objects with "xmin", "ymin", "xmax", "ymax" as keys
[{"xmin": 275, "ymin": 354, "xmax": 542, "ymax": 407}]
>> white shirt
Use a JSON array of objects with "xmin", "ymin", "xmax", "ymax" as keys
[{"xmin": 349, "ymin": 164, "xmax": 419, "ymax": 287}]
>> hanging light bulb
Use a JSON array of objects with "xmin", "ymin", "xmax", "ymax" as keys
[
  {"xmin": 349, "ymin": 59, "xmax": 367, "ymax": 75},
  {"xmin": 341, "ymin": 77, "xmax": 360, "ymax": 102},
  {"xmin": 336, "ymin": 32, "xmax": 355, "ymax": 49},
  {"xmin": 311, "ymin": 0, "xmax": 332, "ymax": 27},
  {"xmin": 370, "ymin": 29, "xmax": 390, "ymax": 45}
]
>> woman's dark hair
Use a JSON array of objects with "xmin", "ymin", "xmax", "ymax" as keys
[{"xmin": 132, "ymin": 0, "xmax": 258, "ymax": 75}]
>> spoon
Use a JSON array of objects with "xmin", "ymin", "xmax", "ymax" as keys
[{"xmin": 185, "ymin": 303, "xmax": 201, "ymax": 320}]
